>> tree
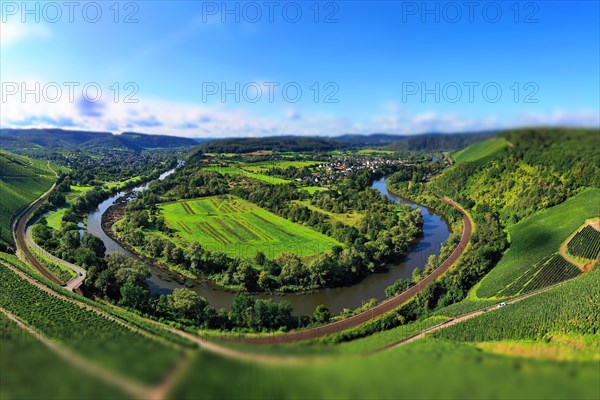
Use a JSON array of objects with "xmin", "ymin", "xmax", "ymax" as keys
[
  {"xmin": 81, "ymin": 233, "xmax": 106, "ymax": 259},
  {"xmin": 129, "ymin": 210, "xmax": 149, "ymax": 228},
  {"xmin": 167, "ymin": 288, "xmax": 209, "ymax": 324},
  {"xmin": 187, "ymin": 242, "xmax": 204, "ymax": 271},
  {"xmin": 119, "ymin": 284, "xmax": 150, "ymax": 311},
  {"xmin": 74, "ymin": 247, "xmax": 97, "ymax": 267},
  {"xmin": 258, "ymin": 271, "xmax": 278, "ymax": 292},
  {"xmin": 411, "ymin": 267, "xmax": 422, "ymax": 284},
  {"xmin": 169, "ymin": 246, "xmax": 185, "ymax": 265},
  {"xmin": 276, "ymin": 252, "xmax": 306, "ymax": 286},
  {"xmin": 312, "ymin": 304, "xmax": 331, "ymax": 324},
  {"xmin": 61, "ymin": 230, "xmax": 80, "ymax": 250},
  {"xmin": 229, "ymin": 294, "xmax": 255, "ymax": 327},
  {"xmin": 233, "ymin": 260, "xmax": 258, "ymax": 290},
  {"xmin": 254, "ymin": 251, "xmax": 266, "ymax": 266},
  {"xmin": 62, "ymin": 208, "xmax": 78, "ymax": 224}
]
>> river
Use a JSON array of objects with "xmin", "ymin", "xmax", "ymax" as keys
[{"xmin": 86, "ymin": 174, "xmax": 451, "ymax": 315}]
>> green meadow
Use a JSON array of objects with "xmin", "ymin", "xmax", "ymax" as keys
[
  {"xmin": 46, "ymin": 184, "xmax": 94, "ymax": 230},
  {"xmin": 300, "ymin": 186, "xmax": 327, "ymax": 194},
  {"xmin": 241, "ymin": 160, "xmax": 326, "ymax": 172},
  {"xmin": 476, "ymin": 188, "xmax": 600, "ymax": 298},
  {"xmin": 202, "ymin": 165, "xmax": 291, "ymax": 184},
  {"xmin": 293, "ymin": 200, "xmax": 363, "ymax": 226},
  {"xmin": 158, "ymin": 195, "xmax": 341, "ymax": 259}
]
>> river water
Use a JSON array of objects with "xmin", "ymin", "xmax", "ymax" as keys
[{"xmin": 86, "ymin": 174, "xmax": 450, "ymax": 315}]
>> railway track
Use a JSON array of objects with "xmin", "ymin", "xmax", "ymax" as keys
[{"xmin": 233, "ymin": 186, "xmax": 472, "ymax": 344}]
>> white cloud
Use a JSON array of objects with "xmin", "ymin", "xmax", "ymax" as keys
[
  {"xmin": 1, "ymin": 90, "xmax": 598, "ymax": 138},
  {"xmin": 0, "ymin": 22, "xmax": 50, "ymax": 47}
]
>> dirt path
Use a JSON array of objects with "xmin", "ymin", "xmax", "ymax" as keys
[{"xmin": 559, "ymin": 218, "xmax": 599, "ymax": 271}]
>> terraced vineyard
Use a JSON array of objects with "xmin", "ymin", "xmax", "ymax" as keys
[
  {"xmin": 158, "ymin": 196, "xmax": 340, "ymax": 259},
  {"xmin": 434, "ymin": 269, "xmax": 600, "ymax": 342},
  {"xmin": 567, "ymin": 225, "xmax": 600, "ymax": 260},
  {"xmin": 498, "ymin": 254, "xmax": 581, "ymax": 297},
  {"xmin": 0, "ymin": 266, "xmax": 180, "ymax": 384},
  {"xmin": 476, "ymin": 188, "xmax": 600, "ymax": 298}
]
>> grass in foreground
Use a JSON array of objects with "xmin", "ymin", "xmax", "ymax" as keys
[
  {"xmin": 0, "ymin": 265, "xmax": 181, "ymax": 384},
  {"xmin": 158, "ymin": 195, "xmax": 340, "ymax": 259},
  {"xmin": 0, "ymin": 312, "xmax": 129, "ymax": 400},
  {"xmin": 169, "ymin": 338, "xmax": 599, "ymax": 400}
]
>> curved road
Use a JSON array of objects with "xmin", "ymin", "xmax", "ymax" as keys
[
  {"xmin": 14, "ymin": 182, "xmax": 86, "ymax": 291},
  {"xmin": 234, "ymin": 188, "xmax": 472, "ymax": 344}
]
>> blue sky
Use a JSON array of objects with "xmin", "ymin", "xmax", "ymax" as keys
[{"xmin": 1, "ymin": 0, "xmax": 598, "ymax": 137}]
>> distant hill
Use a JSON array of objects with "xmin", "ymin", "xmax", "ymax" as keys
[
  {"xmin": 384, "ymin": 132, "xmax": 497, "ymax": 152},
  {"xmin": 0, "ymin": 129, "xmax": 198, "ymax": 153},
  {"xmin": 198, "ymin": 131, "xmax": 495, "ymax": 154},
  {"xmin": 198, "ymin": 136, "xmax": 341, "ymax": 153}
]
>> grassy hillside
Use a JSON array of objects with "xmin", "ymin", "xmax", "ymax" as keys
[
  {"xmin": 0, "ymin": 150, "xmax": 58, "ymax": 247},
  {"xmin": 452, "ymin": 137, "xmax": 508, "ymax": 163},
  {"xmin": 476, "ymin": 188, "xmax": 600, "ymax": 298},
  {"xmin": 432, "ymin": 128, "xmax": 600, "ymax": 224}
]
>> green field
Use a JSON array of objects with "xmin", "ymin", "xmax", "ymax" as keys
[
  {"xmin": 0, "ymin": 151, "xmax": 58, "ymax": 246},
  {"xmin": 158, "ymin": 196, "xmax": 341, "ymax": 259},
  {"xmin": 453, "ymin": 137, "xmax": 508, "ymax": 163},
  {"xmin": 356, "ymin": 149, "xmax": 396, "ymax": 155},
  {"xmin": 476, "ymin": 188, "xmax": 600, "ymax": 298},
  {"xmin": 202, "ymin": 165, "xmax": 291, "ymax": 185},
  {"xmin": 105, "ymin": 175, "xmax": 142, "ymax": 190},
  {"xmin": 241, "ymin": 160, "xmax": 326, "ymax": 172},
  {"xmin": 300, "ymin": 186, "xmax": 327, "ymax": 194},
  {"xmin": 46, "ymin": 184, "xmax": 94, "ymax": 230},
  {"xmin": 293, "ymin": 200, "xmax": 363, "ymax": 226}
]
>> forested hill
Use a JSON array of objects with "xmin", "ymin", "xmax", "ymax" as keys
[
  {"xmin": 431, "ymin": 127, "xmax": 600, "ymax": 224},
  {"xmin": 197, "ymin": 131, "xmax": 495, "ymax": 154},
  {"xmin": 0, "ymin": 129, "xmax": 198, "ymax": 153}
]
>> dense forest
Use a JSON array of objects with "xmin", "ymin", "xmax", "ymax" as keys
[{"xmin": 197, "ymin": 132, "xmax": 495, "ymax": 154}]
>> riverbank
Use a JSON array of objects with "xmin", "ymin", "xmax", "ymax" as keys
[{"xmin": 87, "ymin": 176, "xmax": 452, "ymax": 315}]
